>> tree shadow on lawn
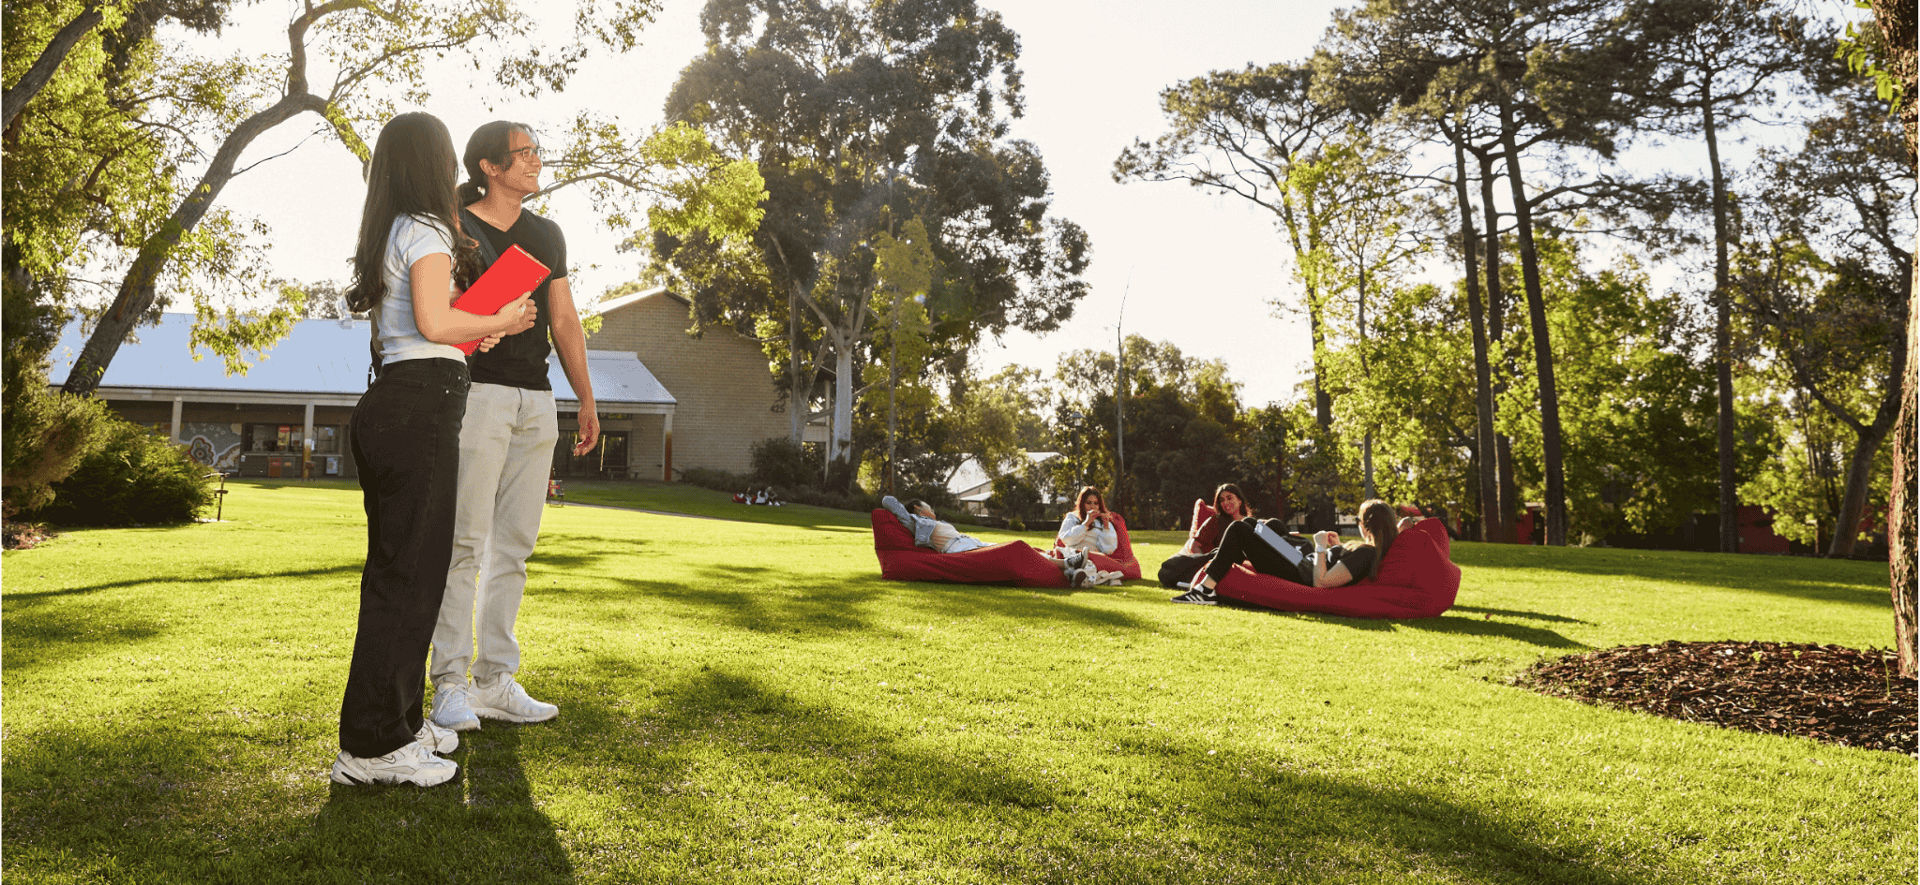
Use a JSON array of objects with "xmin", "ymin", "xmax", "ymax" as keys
[
  {"xmin": 3, "ymin": 563, "xmax": 362, "ymax": 601},
  {"xmin": 542, "ymin": 663, "xmax": 1663, "ymax": 883},
  {"xmin": 1454, "ymin": 545, "xmax": 1889, "ymax": 607},
  {"xmin": 1254, "ymin": 608, "xmax": 1590, "ymax": 649},
  {"xmin": 602, "ymin": 566, "xmax": 1156, "ymax": 639},
  {"xmin": 4, "ymin": 706, "xmax": 572, "ymax": 884}
]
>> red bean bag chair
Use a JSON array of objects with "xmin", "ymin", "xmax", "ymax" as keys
[
  {"xmin": 1212, "ymin": 517, "xmax": 1460, "ymax": 619},
  {"xmin": 1051, "ymin": 513, "xmax": 1144, "ymax": 580},
  {"xmin": 871, "ymin": 510, "xmax": 1072, "ymax": 587}
]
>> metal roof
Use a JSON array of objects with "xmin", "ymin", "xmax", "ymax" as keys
[{"xmin": 47, "ymin": 314, "xmax": 674, "ymax": 409}]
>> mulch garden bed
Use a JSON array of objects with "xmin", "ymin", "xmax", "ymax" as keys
[
  {"xmin": 1514, "ymin": 640, "xmax": 1916, "ymax": 755},
  {"xmin": 2, "ymin": 520, "xmax": 55, "ymax": 550}
]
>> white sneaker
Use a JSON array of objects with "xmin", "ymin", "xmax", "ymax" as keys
[
  {"xmin": 415, "ymin": 719, "xmax": 459, "ymax": 754},
  {"xmin": 431, "ymin": 682, "xmax": 482, "ymax": 732},
  {"xmin": 471, "ymin": 676, "xmax": 559, "ymax": 724},
  {"xmin": 330, "ymin": 740, "xmax": 457, "ymax": 787}
]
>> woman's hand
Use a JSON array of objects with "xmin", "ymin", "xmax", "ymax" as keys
[{"xmin": 494, "ymin": 292, "xmax": 537, "ymax": 336}]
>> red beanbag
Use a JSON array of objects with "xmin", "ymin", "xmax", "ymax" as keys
[
  {"xmin": 1212, "ymin": 518, "xmax": 1460, "ymax": 619},
  {"xmin": 871, "ymin": 510, "xmax": 1070, "ymax": 588},
  {"xmin": 1053, "ymin": 513, "xmax": 1144, "ymax": 580}
]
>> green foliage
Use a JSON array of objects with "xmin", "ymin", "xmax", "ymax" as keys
[
  {"xmin": 25, "ymin": 417, "xmax": 214, "ymax": 526},
  {"xmin": 749, "ymin": 437, "xmax": 822, "ymax": 490},
  {"xmin": 0, "ymin": 279, "xmax": 111, "ymax": 515},
  {"xmin": 661, "ymin": 0, "xmax": 1091, "ymax": 459},
  {"xmin": 1837, "ymin": 1, "xmax": 1907, "ymax": 114}
]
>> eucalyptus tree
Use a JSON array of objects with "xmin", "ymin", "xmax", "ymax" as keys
[
  {"xmin": 663, "ymin": 0, "xmax": 1090, "ymax": 472},
  {"xmin": 1113, "ymin": 62, "xmax": 1346, "ymax": 526},
  {"xmin": 1734, "ymin": 84, "xmax": 1913, "ymax": 560},
  {"xmin": 1285, "ymin": 127, "xmax": 1431, "ymax": 499},
  {"xmin": 1630, "ymin": 0, "xmax": 1823, "ymax": 553},
  {"xmin": 1316, "ymin": 0, "xmax": 1647, "ymax": 545},
  {"xmin": 1114, "ymin": 63, "xmax": 1344, "ymax": 435}
]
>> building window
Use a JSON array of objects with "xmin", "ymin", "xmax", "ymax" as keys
[{"xmin": 242, "ymin": 423, "xmax": 341, "ymax": 455}]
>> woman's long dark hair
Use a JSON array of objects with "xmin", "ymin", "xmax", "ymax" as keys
[
  {"xmin": 1356, "ymin": 498, "xmax": 1399, "ymax": 582},
  {"xmin": 346, "ymin": 112, "xmax": 481, "ymax": 313},
  {"xmin": 460, "ymin": 120, "xmax": 534, "ymax": 206},
  {"xmin": 1212, "ymin": 483, "xmax": 1251, "ymax": 520}
]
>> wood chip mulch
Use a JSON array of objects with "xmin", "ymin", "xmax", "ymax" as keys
[
  {"xmin": 1, "ymin": 520, "xmax": 54, "ymax": 550},
  {"xmin": 1512, "ymin": 640, "xmax": 1917, "ymax": 755}
]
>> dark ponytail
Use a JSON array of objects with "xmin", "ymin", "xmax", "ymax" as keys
[
  {"xmin": 460, "ymin": 120, "xmax": 534, "ymax": 206},
  {"xmin": 345, "ymin": 113, "xmax": 481, "ymax": 313}
]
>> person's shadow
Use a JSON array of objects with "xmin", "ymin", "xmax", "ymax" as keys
[{"xmin": 307, "ymin": 725, "xmax": 571, "ymax": 882}]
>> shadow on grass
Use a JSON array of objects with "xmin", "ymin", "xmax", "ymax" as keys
[
  {"xmin": 1450, "ymin": 604, "xmax": 1595, "ymax": 625},
  {"xmin": 548, "ymin": 664, "xmax": 1658, "ymax": 882},
  {"xmin": 595, "ymin": 565, "xmax": 1158, "ymax": 638},
  {"xmin": 1454, "ymin": 543, "xmax": 1889, "ymax": 607},
  {"xmin": 1244, "ymin": 608, "xmax": 1589, "ymax": 649},
  {"xmin": 2, "ymin": 564, "xmax": 362, "ymax": 601},
  {"xmin": 4, "ymin": 711, "xmax": 571, "ymax": 884},
  {"xmin": 299, "ymin": 727, "xmax": 574, "ymax": 883}
]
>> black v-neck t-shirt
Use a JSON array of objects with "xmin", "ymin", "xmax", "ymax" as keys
[{"xmin": 461, "ymin": 206, "xmax": 568, "ymax": 390}]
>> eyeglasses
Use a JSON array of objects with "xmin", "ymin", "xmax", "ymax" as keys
[{"xmin": 507, "ymin": 145, "xmax": 543, "ymax": 161}]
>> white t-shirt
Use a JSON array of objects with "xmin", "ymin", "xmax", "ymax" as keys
[{"xmin": 371, "ymin": 214, "xmax": 464, "ymax": 366}]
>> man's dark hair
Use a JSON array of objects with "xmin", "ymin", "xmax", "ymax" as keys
[
  {"xmin": 906, "ymin": 499, "xmax": 930, "ymax": 515},
  {"xmin": 460, "ymin": 120, "xmax": 537, "ymax": 206}
]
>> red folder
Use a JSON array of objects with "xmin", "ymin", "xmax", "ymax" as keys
[{"xmin": 450, "ymin": 244, "xmax": 551, "ymax": 354}]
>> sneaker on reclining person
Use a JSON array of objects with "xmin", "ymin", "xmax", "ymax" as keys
[
  {"xmin": 330, "ymin": 740, "xmax": 457, "ymax": 787},
  {"xmin": 1170, "ymin": 583, "xmax": 1218, "ymax": 605},
  {"xmin": 471, "ymin": 675, "xmax": 559, "ymax": 724},
  {"xmin": 416, "ymin": 718, "xmax": 459, "ymax": 754},
  {"xmin": 430, "ymin": 682, "xmax": 482, "ymax": 732}
]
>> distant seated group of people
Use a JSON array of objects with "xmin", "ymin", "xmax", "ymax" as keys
[
  {"xmin": 880, "ymin": 485, "xmax": 1127, "ymax": 587},
  {"xmin": 881, "ymin": 481, "xmax": 1419, "ymax": 602},
  {"xmin": 1162, "ymin": 483, "xmax": 1419, "ymax": 605}
]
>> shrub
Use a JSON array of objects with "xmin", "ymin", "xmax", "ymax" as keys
[
  {"xmin": 2, "ymin": 286, "xmax": 111, "ymax": 515},
  {"xmin": 682, "ymin": 466, "xmax": 748, "ymax": 493},
  {"xmin": 27, "ymin": 418, "xmax": 215, "ymax": 526},
  {"xmin": 750, "ymin": 437, "xmax": 821, "ymax": 489}
]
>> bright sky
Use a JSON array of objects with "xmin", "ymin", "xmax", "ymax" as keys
[{"xmin": 203, "ymin": 0, "xmax": 1345, "ymax": 408}]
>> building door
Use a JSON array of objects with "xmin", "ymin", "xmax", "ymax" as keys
[{"xmin": 554, "ymin": 430, "xmax": 629, "ymax": 479}]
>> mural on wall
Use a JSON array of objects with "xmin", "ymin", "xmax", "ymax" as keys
[{"xmin": 183, "ymin": 423, "xmax": 244, "ymax": 473}]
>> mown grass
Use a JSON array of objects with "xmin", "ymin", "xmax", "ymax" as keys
[{"xmin": 3, "ymin": 479, "xmax": 1910, "ymax": 884}]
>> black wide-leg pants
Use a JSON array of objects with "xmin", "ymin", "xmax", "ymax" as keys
[
  {"xmin": 1203, "ymin": 518, "xmax": 1323, "ymax": 587},
  {"xmin": 339, "ymin": 358, "xmax": 469, "ymax": 758}
]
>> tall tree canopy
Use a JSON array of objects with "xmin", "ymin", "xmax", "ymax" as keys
[{"xmin": 661, "ymin": 0, "xmax": 1091, "ymax": 470}]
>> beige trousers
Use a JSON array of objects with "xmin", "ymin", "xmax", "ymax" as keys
[{"xmin": 431, "ymin": 383, "xmax": 558, "ymax": 690}]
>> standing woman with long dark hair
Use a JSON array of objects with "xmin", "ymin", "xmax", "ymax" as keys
[{"xmin": 330, "ymin": 112, "xmax": 537, "ymax": 787}]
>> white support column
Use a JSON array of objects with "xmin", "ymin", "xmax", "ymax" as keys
[
  {"xmin": 302, "ymin": 402, "xmax": 316, "ymax": 479},
  {"xmin": 662, "ymin": 411, "xmax": 674, "ymax": 482},
  {"xmin": 170, "ymin": 397, "xmax": 184, "ymax": 444}
]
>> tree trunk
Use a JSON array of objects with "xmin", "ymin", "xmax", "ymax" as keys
[
  {"xmin": 62, "ymin": 91, "xmax": 329, "ymax": 396},
  {"xmin": 1454, "ymin": 140, "xmax": 1502, "ymax": 545},
  {"xmin": 831, "ymin": 332, "xmax": 854, "ymax": 468},
  {"xmin": 3, "ymin": 2, "xmax": 105, "ymax": 130},
  {"xmin": 1500, "ymin": 115, "xmax": 1569, "ymax": 546},
  {"xmin": 787, "ymin": 282, "xmax": 805, "ymax": 443},
  {"xmin": 1827, "ymin": 327, "xmax": 1907, "ymax": 558},
  {"xmin": 1704, "ymin": 103, "xmax": 1740, "ymax": 554},
  {"xmin": 1478, "ymin": 152, "xmax": 1519, "ymax": 543},
  {"xmin": 1890, "ymin": 246, "xmax": 1917, "ymax": 678}
]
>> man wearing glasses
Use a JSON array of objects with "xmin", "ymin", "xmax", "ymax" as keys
[{"xmin": 429, "ymin": 121, "xmax": 598, "ymax": 733}]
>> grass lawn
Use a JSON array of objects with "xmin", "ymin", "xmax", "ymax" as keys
[{"xmin": 3, "ymin": 479, "xmax": 1911, "ymax": 884}]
